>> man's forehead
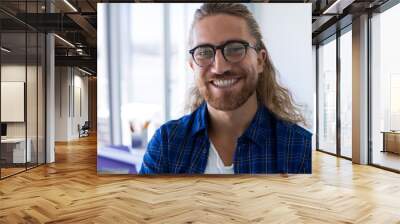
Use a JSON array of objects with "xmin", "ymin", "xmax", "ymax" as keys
[{"xmin": 192, "ymin": 14, "xmax": 254, "ymax": 46}]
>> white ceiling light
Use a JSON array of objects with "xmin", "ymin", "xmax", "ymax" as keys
[
  {"xmin": 78, "ymin": 67, "xmax": 92, "ymax": 76},
  {"xmin": 1, "ymin": 47, "xmax": 11, "ymax": 53},
  {"xmin": 63, "ymin": 0, "xmax": 78, "ymax": 12},
  {"xmin": 322, "ymin": 0, "xmax": 355, "ymax": 15},
  {"xmin": 54, "ymin": 34, "xmax": 75, "ymax": 48}
]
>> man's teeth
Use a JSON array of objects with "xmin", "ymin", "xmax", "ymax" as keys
[{"xmin": 212, "ymin": 79, "xmax": 238, "ymax": 87}]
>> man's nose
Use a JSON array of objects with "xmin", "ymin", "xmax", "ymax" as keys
[{"xmin": 210, "ymin": 49, "xmax": 231, "ymax": 75}]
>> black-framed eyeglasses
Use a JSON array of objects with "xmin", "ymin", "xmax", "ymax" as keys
[{"xmin": 189, "ymin": 40, "xmax": 258, "ymax": 67}]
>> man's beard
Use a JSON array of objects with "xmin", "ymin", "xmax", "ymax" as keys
[{"xmin": 198, "ymin": 69, "xmax": 258, "ymax": 111}]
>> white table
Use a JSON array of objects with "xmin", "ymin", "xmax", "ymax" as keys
[{"xmin": 1, "ymin": 138, "xmax": 31, "ymax": 163}]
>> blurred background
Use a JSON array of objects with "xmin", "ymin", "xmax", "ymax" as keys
[{"xmin": 97, "ymin": 3, "xmax": 201, "ymax": 173}]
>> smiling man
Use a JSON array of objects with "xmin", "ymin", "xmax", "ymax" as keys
[{"xmin": 139, "ymin": 3, "xmax": 312, "ymax": 174}]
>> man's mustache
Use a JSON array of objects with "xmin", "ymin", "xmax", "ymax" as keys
[{"xmin": 207, "ymin": 71, "xmax": 242, "ymax": 81}]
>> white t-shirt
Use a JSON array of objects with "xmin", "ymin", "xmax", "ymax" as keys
[{"xmin": 204, "ymin": 141, "xmax": 234, "ymax": 174}]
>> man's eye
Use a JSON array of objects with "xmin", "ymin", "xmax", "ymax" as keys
[
  {"xmin": 230, "ymin": 47, "xmax": 243, "ymax": 52},
  {"xmin": 226, "ymin": 45, "xmax": 245, "ymax": 54},
  {"xmin": 196, "ymin": 48, "xmax": 213, "ymax": 58}
]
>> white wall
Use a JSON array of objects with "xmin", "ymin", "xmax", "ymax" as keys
[
  {"xmin": 254, "ymin": 3, "xmax": 314, "ymax": 134},
  {"xmin": 55, "ymin": 66, "xmax": 68, "ymax": 141},
  {"xmin": 55, "ymin": 67, "xmax": 89, "ymax": 141}
]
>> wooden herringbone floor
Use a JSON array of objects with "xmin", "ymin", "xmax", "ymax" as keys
[{"xmin": 1, "ymin": 135, "xmax": 400, "ymax": 224}]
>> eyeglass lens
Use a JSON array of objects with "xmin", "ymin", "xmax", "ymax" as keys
[{"xmin": 193, "ymin": 42, "xmax": 247, "ymax": 67}]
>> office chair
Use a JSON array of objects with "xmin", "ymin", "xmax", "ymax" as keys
[{"xmin": 79, "ymin": 121, "xmax": 90, "ymax": 138}]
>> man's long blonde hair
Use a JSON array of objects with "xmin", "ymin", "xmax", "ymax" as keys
[{"xmin": 187, "ymin": 3, "xmax": 306, "ymax": 126}]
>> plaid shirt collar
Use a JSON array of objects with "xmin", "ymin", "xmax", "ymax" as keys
[{"xmin": 190, "ymin": 101, "xmax": 271, "ymax": 148}]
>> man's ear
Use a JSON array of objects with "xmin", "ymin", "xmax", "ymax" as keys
[{"xmin": 256, "ymin": 49, "xmax": 267, "ymax": 73}]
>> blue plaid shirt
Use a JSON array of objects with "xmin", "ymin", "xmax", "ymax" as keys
[{"xmin": 140, "ymin": 102, "xmax": 312, "ymax": 174}]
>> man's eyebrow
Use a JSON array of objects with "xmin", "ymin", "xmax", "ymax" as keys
[
  {"xmin": 194, "ymin": 39, "xmax": 248, "ymax": 47},
  {"xmin": 193, "ymin": 42, "xmax": 213, "ymax": 47}
]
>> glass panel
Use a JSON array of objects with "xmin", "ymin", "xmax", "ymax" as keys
[
  {"xmin": 371, "ymin": 3, "xmax": 400, "ymax": 171},
  {"xmin": 1, "ymin": 30, "xmax": 27, "ymax": 177},
  {"xmin": 0, "ymin": 1, "xmax": 46, "ymax": 178},
  {"xmin": 318, "ymin": 37, "xmax": 337, "ymax": 154},
  {"xmin": 27, "ymin": 31, "xmax": 38, "ymax": 169},
  {"xmin": 26, "ymin": 0, "xmax": 39, "ymax": 169},
  {"xmin": 38, "ymin": 32, "xmax": 45, "ymax": 165},
  {"xmin": 340, "ymin": 29, "xmax": 352, "ymax": 158}
]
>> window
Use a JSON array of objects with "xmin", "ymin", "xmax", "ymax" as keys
[
  {"xmin": 318, "ymin": 37, "xmax": 337, "ymax": 155},
  {"xmin": 340, "ymin": 29, "xmax": 352, "ymax": 158},
  {"xmin": 371, "ymin": 3, "xmax": 400, "ymax": 171}
]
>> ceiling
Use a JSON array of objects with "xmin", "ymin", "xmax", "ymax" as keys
[
  {"xmin": 0, "ymin": 0, "xmax": 394, "ymax": 75},
  {"xmin": 0, "ymin": 0, "xmax": 99, "ymax": 74}
]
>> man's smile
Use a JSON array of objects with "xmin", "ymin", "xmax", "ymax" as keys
[{"xmin": 209, "ymin": 77, "xmax": 242, "ymax": 89}]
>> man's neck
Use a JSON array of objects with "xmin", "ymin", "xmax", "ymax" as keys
[{"xmin": 207, "ymin": 92, "xmax": 258, "ymax": 139}]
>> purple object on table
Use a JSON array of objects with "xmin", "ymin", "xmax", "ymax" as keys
[
  {"xmin": 97, "ymin": 145, "xmax": 137, "ymax": 174},
  {"xmin": 97, "ymin": 156, "xmax": 137, "ymax": 174},
  {"xmin": 109, "ymin": 144, "xmax": 130, "ymax": 152}
]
